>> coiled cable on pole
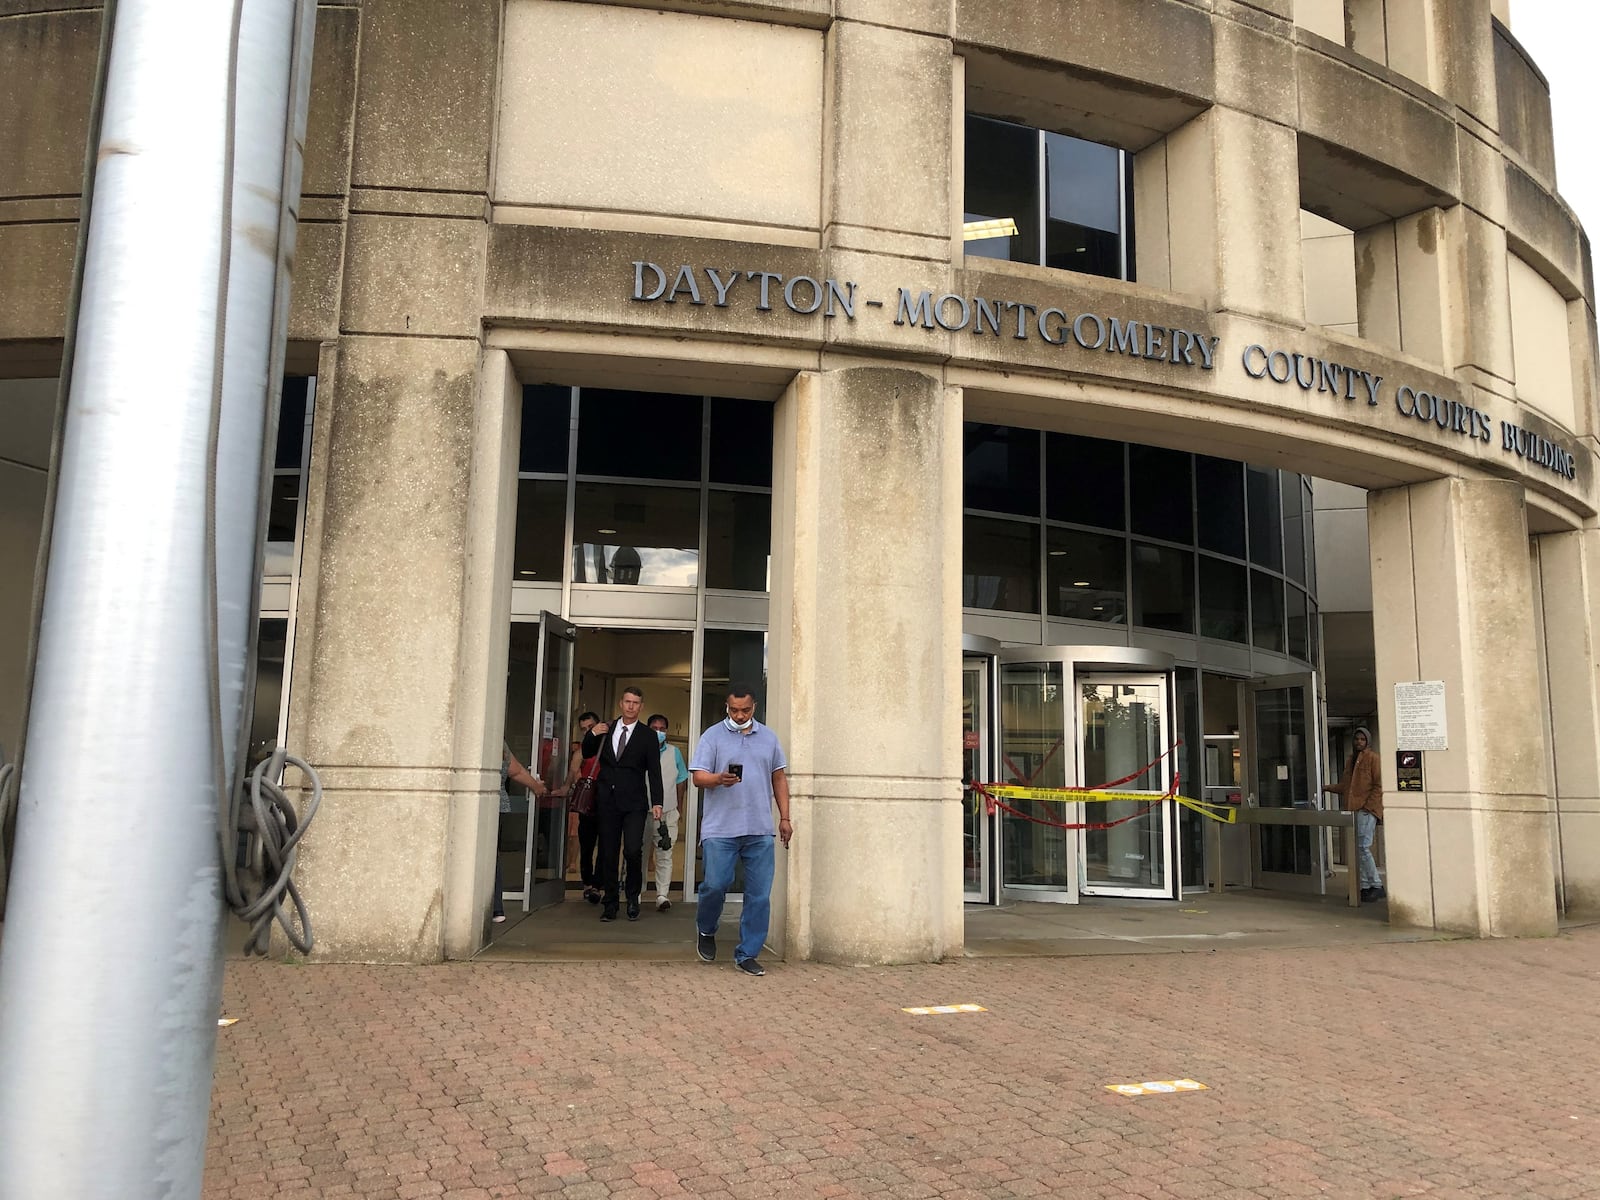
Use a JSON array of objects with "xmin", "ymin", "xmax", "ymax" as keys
[{"xmin": 222, "ymin": 747, "xmax": 322, "ymax": 956}]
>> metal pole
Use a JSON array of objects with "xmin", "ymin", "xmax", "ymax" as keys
[{"xmin": 0, "ymin": 2, "xmax": 315, "ymax": 1196}]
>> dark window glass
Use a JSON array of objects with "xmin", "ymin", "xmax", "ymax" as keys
[
  {"xmin": 1130, "ymin": 445, "xmax": 1193, "ymax": 544},
  {"xmin": 1282, "ymin": 472, "xmax": 1306, "ymax": 584},
  {"xmin": 1247, "ymin": 467, "xmax": 1283, "ymax": 571},
  {"xmin": 701, "ymin": 630, "xmax": 768, "ymax": 730},
  {"xmin": 1175, "ymin": 667, "xmax": 1202, "ymax": 887},
  {"xmin": 1131, "ymin": 542, "xmax": 1194, "ymax": 633},
  {"xmin": 1195, "ymin": 456, "xmax": 1246, "ymax": 558},
  {"xmin": 1047, "ymin": 527, "xmax": 1124, "ymax": 623},
  {"xmin": 709, "ymin": 397, "xmax": 772, "ymax": 486},
  {"xmin": 1286, "ymin": 586, "xmax": 1310, "ymax": 662},
  {"xmin": 520, "ymin": 385, "xmax": 572, "ymax": 474},
  {"xmin": 275, "ymin": 377, "xmax": 309, "ymax": 469},
  {"xmin": 964, "ymin": 423, "xmax": 1040, "ymax": 515},
  {"xmin": 1198, "ymin": 555, "xmax": 1248, "ymax": 643},
  {"xmin": 706, "ymin": 490, "xmax": 770, "ymax": 591},
  {"xmin": 248, "ymin": 617, "xmax": 288, "ymax": 772},
  {"xmin": 513, "ymin": 478, "xmax": 567, "ymax": 582},
  {"xmin": 576, "ymin": 389, "xmax": 702, "ymax": 481},
  {"xmin": 1044, "ymin": 132, "xmax": 1122, "ymax": 279},
  {"xmin": 964, "ymin": 115, "xmax": 1040, "ymax": 265},
  {"xmin": 963, "ymin": 516, "xmax": 1039, "ymax": 613},
  {"xmin": 264, "ymin": 473, "xmax": 300, "ymax": 576},
  {"xmin": 1251, "ymin": 570, "xmax": 1285, "ymax": 652},
  {"xmin": 1046, "ymin": 433, "xmax": 1124, "ymax": 529},
  {"xmin": 571, "ymin": 482, "xmax": 699, "ymax": 586},
  {"xmin": 1308, "ymin": 600, "xmax": 1320, "ymax": 669},
  {"xmin": 1303, "ymin": 480, "xmax": 1318, "ymax": 597}
]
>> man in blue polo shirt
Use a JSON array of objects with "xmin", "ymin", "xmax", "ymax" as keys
[{"xmin": 689, "ymin": 684, "xmax": 792, "ymax": 977}]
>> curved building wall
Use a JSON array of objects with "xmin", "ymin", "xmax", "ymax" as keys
[{"xmin": 2, "ymin": 1, "xmax": 1597, "ymax": 961}]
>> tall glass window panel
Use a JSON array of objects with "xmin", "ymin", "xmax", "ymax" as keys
[
  {"xmin": 576, "ymin": 389, "xmax": 701, "ymax": 481},
  {"xmin": 265, "ymin": 376, "xmax": 311, "ymax": 577},
  {"xmin": 247, "ymin": 617, "xmax": 288, "ymax": 772},
  {"xmin": 1047, "ymin": 527, "xmax": 1125, "ymax": 623},
  {"xmin": 1195, "ymin": 456, "xmax": 1246, "ymax": 558},
  {"xmin": 1131, "ymin": 542, "xmax": 1194, "ymax": 633},
  {"xmin": 964, "ymin": 516, "xmax": 1040, "ymax": 613},
  {"xmin": 1286, "ymin": 586, "xmax": 1310, "ymax": 662},
  {"xmin": 964, "ymin": 423, "xmax": 1040, "ymax": 515},
  {"xmin": 275, "ymin": 376, "xmax": 310, "ymax": 470},
  {"xmin": 964, "ymin": 115, "xmax": 1040, "ymax": 264},
  {"xmin": 1129, "ymin": 445, "xmax": 1193, "ymax": 544},
  {"xmin": 1281, "ymin": 472, "xmax": 1307, "ymax": 584},
  {"xmin": 513, "ymin": 478, "xmax": 567, "ymax": 582},
  {"xmin": 706, "ymin": 490, "xmax": 770, "ymax": 591},
  {"xmin": 1000, "ymin": 662, "xmax": 1068, "ymax": 888},
  {"xmin": 1045, "ymin": 433, "xmax": 1124, "ymax": 530},
  {"xmin": 1198, "ymin": 555, "xmax": 1248, "ymax": 643},
  {"xmin": 700, "ymin": 630, "xmax": 768, "ymax": 730},
  {"xmin": 1044, "ymin": 132, "xmax": 1124, "ymax": 280},
  {"xmin": 1246, "ymin": 467, "xmax": 1283, "ymax": 571},
  {"xmin": 709, "ymin": 397, "xmax": 773, "ymax": 487},
  {"xmin": 1303, "ymin": 480, "xmax": 1318, "ymax": 596},
  {"xmin": 571, "ymin": 482, "xmax": 699, "ymax": 586},
  {"xmin": 520, "ymin": 384, "xmax": 572, "ymax": 474},
  {"xmin": 1251, "ymin": 570, "xmax": 1285, "ymax": 653}
]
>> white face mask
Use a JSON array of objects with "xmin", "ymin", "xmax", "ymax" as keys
[{"xmin": 725, "ymin": 710, "xmax": 753, "ymax": 732}]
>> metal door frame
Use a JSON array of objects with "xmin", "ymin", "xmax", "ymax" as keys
[
  {"xmin": 524, "ymin": 612, "xmax": 578, "ymax": 911},
  {"xmin": 962, "ymin": 654, "xmax": 998, "ymax": 904},
  {"xmin": 1241, "ymin": 670, "xmax": 1325, "ymax": 895}
]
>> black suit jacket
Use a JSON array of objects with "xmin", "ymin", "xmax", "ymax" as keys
[{"xmin": 581, "ymin": 721, "xmax": 664, "ymax": 813}]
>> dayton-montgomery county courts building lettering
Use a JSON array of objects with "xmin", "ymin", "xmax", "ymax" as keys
[{"xmin": 1, "ymin": 0, "xmax": 1596, "ymax": 963}]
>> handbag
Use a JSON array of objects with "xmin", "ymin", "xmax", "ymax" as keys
[{"xmin": 568, "ymin": 754, "xmax": 601, "ymax": 816}]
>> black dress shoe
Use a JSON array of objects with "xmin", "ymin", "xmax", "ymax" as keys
[
  {"xmin": 626, "ymin": 901, "xmax": 641, "ymax": 921},
  {"xmin": 600, "ymin": 905, "xmax": 618, "ymax": 922}
]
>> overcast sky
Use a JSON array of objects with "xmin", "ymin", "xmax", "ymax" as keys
[{"xmin": 1508, "ymin": 1, "xmax": 1599, "ymax": 240}]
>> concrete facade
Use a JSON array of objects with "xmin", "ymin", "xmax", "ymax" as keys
[{"xmin": 1, "ymin": 0, "xmax": 1596, "ymax": 958}]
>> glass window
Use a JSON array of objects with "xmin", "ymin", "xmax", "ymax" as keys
[
  {"xmin": 709, "ymin": 397, "xmax": 773, "ymax": 487},
  {"xmin": 1045, "ymin": 433, "xmax": 1124, "ymax": 530},
  {"xmin": 576, "ymin": 389, "xmax": 702, "ymax": 481},
  {"xmin": 1047, "ymin": 527, "xmax": 1124, "ymax": 623},
  {"xmin": 1198, "ymin": 555, "xmax": 1248, "ymax": 643},
  {"xmin": 1251, "ymin": 570, "xmax": 1285, "ymax": 652},
  {"xmin": 1129, "ymin": 445, "xmax": 1193, "ymax": 544},
  {"xmin": 1195, "ymin": 456, "xmax": 1246, "ymax": 559},
  {"xmin": 275, "ymin": 376, "xmax": 310, "ymax": 469},
  {"xmin": 1000, "ymin": 661, "xmax": 1068, "ymax": 888},
  {"xmin": 247, "ymin": 617, "xmax": 287, "ymax": 772},
  {"xmin": 1303, "ymin": 479, "xmax": 1318, "ymax": 596},
  {"xmin": 964, "ymin": 423, "xmax": 1040, "ymax": 515},
  {"xmin": 1044, "ymin": 132, "xmax": 1123, "ymax": 278},
  {"xmin": 1286, "ymin": 586, "xmax": 1310, "ymax": 661},
  {"xmin": 1247, "ymin": 467, "xmax": 1283, "ymax": 571},
  {"xmin": 520, "ymin": 385, "xmax": 572, "ymax": 474},
  {"xmin": 513, "ymin": 478, "xmax": 567, "ymax": 582},
  {"xmin": 264, "ymin": 473, "xmax": 300, "ymax": 576},
  {"xmin": 964, "ymin": 516, "xmax": 1039, "ymax": 613},
  {"xmin": 1282, "ymin": 472, "xmax": 1306, "ymax": 584},
  {"xmin": 571, "ymin": 482, "xmax": 699, "ymax": 586},
  {"xmin": 701, "ymin": 630, "xmax": 768, "ymax": 729},
  {"xmin": 964, "ymin": 115, "xmax": 1040, "ymax": 265},
  {"xmin": 1131, "ymin": 542, "xmax": 1194, "ymax": 633},
  {"xmin": 706, "ymin": 490, "xmax": 770, "ymax": 591}
]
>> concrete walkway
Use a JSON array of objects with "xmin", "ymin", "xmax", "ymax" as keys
[{"xmin": 206, "ymin": 918, "xmax": 1600, "ymax": 1198}]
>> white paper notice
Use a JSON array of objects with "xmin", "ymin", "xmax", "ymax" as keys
[{"xmin": 1394, "ymin": 681, "xmax": 1448, "ymax": 750}]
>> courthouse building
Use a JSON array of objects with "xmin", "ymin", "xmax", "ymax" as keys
[{"xmin": 1, "ymin": 0, "xmax": 1597, "ymax": 963}]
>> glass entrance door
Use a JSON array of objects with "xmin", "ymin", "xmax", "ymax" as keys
[
  {"xmin": 961, "ymin": 658, "xmax": 994, "ymax": 902},
  {"xmin": 524, "ymin": 613, "xmax": 578, "ymax": 910},
  {"xmin": 1244, "ymin": 672, "xmax": 1323, "ymax": 894},
  {"xmin": 1077, "ymin": 675, "xmax": 1176, "ymax": 898},
  {"xmin": 999, "ymin": 661, "xmax": 1070, "ymax": 897}
]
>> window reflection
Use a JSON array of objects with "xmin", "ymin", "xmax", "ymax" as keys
[
  {"xmin": 1132, "ymin": 542, "xmax": 1194, "ymax": 633},
  {"xmin": 1252, "ymin": 570, "xmax": 1285, "ymax": 652},
  {"xmin": 1247, "ymin": 467, "xmax": 1283, "ymax": 571},
  {"xmin": 706, "ymin": 490, "xmax": 770, "ymax": 591},
  {"xmin": 964, "ymin": 515, "xmax": 1039, "ymax": 613},
  {"xmin": 1198, "ymin": 556, "xmax": 1248, "ymax": 643},
  {"xmin": 1047, "ymin": 527, "xmax": 1124, "ymax": 623},
  {"xmin": 513, "ymin": 478, "xmax": 567, "ymax": 582},
  {"xmin": 571, "ymin": 482, "xmax": 699, "ymax": 586}
]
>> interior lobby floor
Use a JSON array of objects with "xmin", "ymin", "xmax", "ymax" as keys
[{"xmin": 473, "ymin": 883, "xmax": 1452, "ymax": 963}]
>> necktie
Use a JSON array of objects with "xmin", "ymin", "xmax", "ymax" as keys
[{"xmin": 617, "ymin": 724, "xmax": 629, "ymax": 756}]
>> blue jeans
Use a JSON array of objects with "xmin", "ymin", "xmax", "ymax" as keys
[
  {"xmin": 1356, "ymin": 810, "xmax": 1383, "ymax": 889},
  {"xmin": 698, "ymin": 835, "xmax": 775, "ymax": 964}
]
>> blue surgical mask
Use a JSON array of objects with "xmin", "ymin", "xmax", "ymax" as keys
[{"xmin": 656, "ymin": 730, "xmax": 667, "ymax": 747}]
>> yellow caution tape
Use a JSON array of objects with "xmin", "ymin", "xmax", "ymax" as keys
[{"xmin": 978, "ymin": 785, "xmax": 1238, "ymax": 824}]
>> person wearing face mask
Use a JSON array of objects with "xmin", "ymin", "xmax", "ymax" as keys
[
  {"xmin": 689, "ymin": 684, "xmax": 792, "ymax": 977},
  {"xmin": 645, "ymin": 713, "xmax": 691, "ymax": 910},
  {"xmin": 1323, "ymin": 725, "xmax": 1385, "ymax": 903}
]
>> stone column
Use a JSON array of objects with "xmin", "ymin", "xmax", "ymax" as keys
[
  {"xmin": 768, "ymin": 367, "xmax": 965, "ymax": 964},
  {"xmin": 1533, "ymin": 529, "xmax": 1600, "ymax": 915},
  {"xmin": 1367, "ymin": 476, "xmax": 1557, "ymax": 937}
]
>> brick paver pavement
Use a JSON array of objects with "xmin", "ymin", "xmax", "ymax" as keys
[{"xmin": 205, "ymin": 928, "xmax": 1600, "ymax": 1198}]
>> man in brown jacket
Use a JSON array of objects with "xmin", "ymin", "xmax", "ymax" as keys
[{"xmin": 1324, "ymin": 725, "xmax": 1385, "ymax": 903}]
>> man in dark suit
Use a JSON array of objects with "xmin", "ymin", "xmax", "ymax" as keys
[{"xmin": 582, "ymin": 686, "xmax": 664, "ymax": 921}]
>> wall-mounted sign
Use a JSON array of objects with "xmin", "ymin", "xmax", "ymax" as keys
[
  {"xmin": 1394, "ymin": 681, "xmax": 1448, "ymax": 751},
  {"xmin": 628, "ymin": 262, "xmax": 1580, "ymax": 481},
  {"xmin": 1395, "ymin": 749, "xmax": 1424, "ymax": 791}
]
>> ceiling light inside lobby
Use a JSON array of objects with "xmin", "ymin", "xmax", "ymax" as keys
[{"xmin": 962, "ymin": 217, "xmax": 1019, "ymax": 242}]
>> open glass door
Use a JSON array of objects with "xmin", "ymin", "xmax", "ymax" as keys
[
  {"xmin": 999, "ymin": 661, "xmax": 1070, "ymax": 900},
  {"xmin": 1243, "ymin": 671, "xmax": 1323, "ymax": 894},
  {"xmin": 1077, "ymin": 674, "xmax": 1176, "ymax": 898},
  {"xmin": 524, "ymin": 613, "xmax": 577, "ymax": 910},
  {"xmin": 961, "ymin": 657, "xmax": 994, "ymax": 902}
]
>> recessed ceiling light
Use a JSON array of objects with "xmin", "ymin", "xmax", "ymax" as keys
[
  {"xmin": 597, "ymin": 528, "xmax": 617, "ymax": 535},
  {"xmin": 1073, "ymin": 580, "xmax": 1091, "ymax": 587},
  {"xmin": 518, "ymin": 571, "xmax": 537, "ymax": 576}
]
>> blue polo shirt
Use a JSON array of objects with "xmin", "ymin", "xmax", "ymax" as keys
[{"xmin": 690, "ymin": 719, "xmax": 787, "ymax": 840}]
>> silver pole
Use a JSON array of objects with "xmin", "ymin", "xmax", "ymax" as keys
[{"xmin": 0, "ymin": 2, "xmax": 315, "ymax": 1196}]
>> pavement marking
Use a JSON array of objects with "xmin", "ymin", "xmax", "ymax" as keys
[
  {"xmin": 902, "ymin": 1003, "xmax": 987, "ymax": 1015},
  {"xmin": 1105, "ymin": 1079, "xmax": 1208, "ymax": 1097}
]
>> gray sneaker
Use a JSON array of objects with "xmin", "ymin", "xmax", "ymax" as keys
[
  {"xmin": 735, "ymin": 958, "xmax": 765, "ymax": 977},
  {"xmin": 696, "ymin": 931, "xmax": 716, "ymax": 962}
]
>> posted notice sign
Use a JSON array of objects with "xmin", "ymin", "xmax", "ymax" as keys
[{"xmin": 1394, "ymin": 681, "xmax": 1448, "ymax": 750}]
